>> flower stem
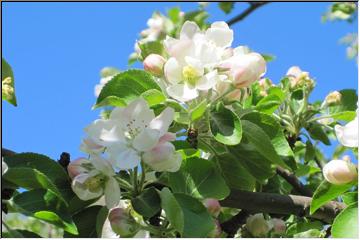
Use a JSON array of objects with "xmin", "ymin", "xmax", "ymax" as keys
[
  {"xmin": 133, "ymin": 166, "xmax": 139, "ymax": 195},
  {"xmin": 139, "ymin": 161, "xmax": 146, "ymax": 192}
]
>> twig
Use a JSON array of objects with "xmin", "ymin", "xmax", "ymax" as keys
[
  {"xmin": 276, "ymin": 166, "xmax": 313, "ymax": 197},
  {"xmin": 227, "ymin": 2, "xmax": 269, "ymax": 26},
  {"xmin": 220, "ymin": 189, "xmax": 345, "ymax": 224},
  {"xmin": 220, "ymin": 210, "xmax": 249, "ymax": 237}
]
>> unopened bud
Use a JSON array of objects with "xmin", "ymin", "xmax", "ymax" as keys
[
  {"xmin": 143, "ymin": 54, "xmax": 166, "ymax": 76},
  {"xmin": 67, "ymin": 158, "xmax": 88, "ymax": 179},
  {"xmin": 325, "ymin": 91, "xmax": 342, "ymax": 105},
  {"xmin": 203, "ymin": 198, "xmax": 221, "ymax": 217},
  {"xmin": 270, "ymin": 218, "xmax": 286, "ymax": 234},
  {"xmin": 323, "ymin": 159, "xmax": 357, "ymax": 185},
  {"xmin": 246, "ymin": 213, "xmax": 271, "ymax": 237},
  {"xmin": 108, "ymin": 208, "xmax": 140, "ymax": 237}
]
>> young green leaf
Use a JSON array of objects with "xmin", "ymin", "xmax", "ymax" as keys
[
  {"xmin": 210, "ymin": 103, "xmax": 242, "ymax": 145},
  {"xmin": 310, "ymin": 180, "xmax": 354, "ymax": 214},
  {"xmin": 306, "ymin": 123, "xmax": 331, "ymax": 145},
  {"xmin": 140, "ymin": 89, "xmax": 166, "ymax": 107},
  {"xmin": 218, "ymin": 2, "xmax": 234, "ymax": 14},
  {"xmin": 332, "ymin": 203, "xmax": 358, "ymax": 238},
  {"xmin": 342, "ymin": 192, "xmax": 358, "ymax": 206}
]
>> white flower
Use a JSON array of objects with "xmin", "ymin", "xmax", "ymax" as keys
[
  {"xmin": 108, "ymin": 207, "xmax": 140, "ymax": 237},
  {"xmin": 163, "ymin": 21, "xmax": 233, "ymax": 102},
  {"xmin": 335, "ymin": 110, "xmax": 358, "ymax": 147},
  {"xmin": 84, "ymin": 98, "xmax": 180, "ymax": 172},
  {"xmin": 2, "ymin": 158, "xmax": 8, "ymax": 175},
  {"xmin": 323, "ymin": 159, "xmax": 357, "ymax": 185},
  {"xmin": 68, "ymin": 156, "xmax": 120, "ymax": 209},
  {"xmin": 140, "ymin": 13, "xmax": 165, "ymax": 42},
  {"xmin": 246, "ymin": 213, "xmax": 272, "ymax": 237}
]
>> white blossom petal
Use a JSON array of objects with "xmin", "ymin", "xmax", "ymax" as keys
[
  {"xmin": 104, "ymin": 177, "xmax": 121, "ymax": 209},
  {"xmin": 335, "ymin": 117, "xmax": 358, "ymax": 147},
  {"xmin": 164, "ymin": 57, "xmax": 183, "ymax": 84},
  {"xmin": 149, "ymin": 107, "xmax": 175, "ymax": 136},
  {"xmin": 108, "ymin": 146, "xmax": 141, "ymax": 170},
  {"xmin": 196, "ymin": 70, "xmax": 218, "ymax": 91},
  {"xmin": 72, "ymin": 174, "xmax": 103, "ymax": 200},
  {"xmin": 166, "ymin": 84, "xmax": 199, "ymax": 102},
  {"xmin": 180, "ymin": 21, "xmax": 200, "ymax": 40},
  {"xmin": 133, "ymin": 128, "xmax": 161, "ymax": 152},
  {"xmin": 205, "ymin": 21, "xmax": 233, "ymax": 48},
  {"xmin": 90, "ymin": 155, "xmax": 115, "ymax": 177}
]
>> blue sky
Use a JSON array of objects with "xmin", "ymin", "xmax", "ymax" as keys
[{"xmin": 2, "ymin": 2, "xmax": 358, "ymax": 161}]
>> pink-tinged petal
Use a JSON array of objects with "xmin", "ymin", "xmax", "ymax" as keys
[
  {"xmin": 164, "ymin": 58, "xmax": 183, "ymax": 84},
  {"xmin": 104, "ymin": 177, "xmax": 121, "ymax": 209},
  {"xmin": 67, "ymin": 158, "xmax": 90, "ymax": 179},
  {"xmin": 143, "ymin": 142, "xmax": 182, "ymax": 172},
  {"xmin": 180, "ymin": 21, "xmax": 200, "ymax": 40},
  {"xmin": 159, "ymin": 132, "xmax": 176, "ymax": 143},
  {"xmin": 149, "ymin": 107, "xmax": 175, "ymax": 136},
  {"xmin": 133, "ymin": 128, "xmax": 161, "ymax": 152},
  {"xmin": 205, "ymin": 21, "xmax": 233, "ymax": 48}
]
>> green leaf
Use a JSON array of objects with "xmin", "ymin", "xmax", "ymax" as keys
[
  {"xmin": 140, "ymin": 89, "xmax": 166, "ymax": 107},
  {"xmin": 159, "ymin": 188, "xmax": 184, "ymax": 234},
  {"xmin": 96, "ymin": 69, "xmax": 161, "ymax": 108},
  {"xmin": 262, "ymin": 54, "xmax": 276, "ymax": 62},
  {"xmin": 214, "ymin": 153, "xmax": 256, "ymax": 191},
  {"xmin": 2, "ymin": 57, "xmax": 17, "ymax": 106},
  {"xmin": 332, "ymin": 203, "xmax": 358, "ymax": 238},
  {"xmin": 96, "ymin": 206, "xmax": 109, "ymax": 237},
  {"xmin": 286, "ymin": 220, "xmax": 323, "ymax": 236},
  {"xmin": 228, "ymin": 143, "xmax": 275, "ymax": 183},
  {"xmin": 218, "ymin": 2, "xmax": 234, "ymax": 14},
  {"xmin": 310, "ymin": 180, "xmax": 354, "ymax": 214},
  {"xmin": 3, "ymin": 168, "xmax": 67, "ymax": 204},
  {"xmin": 168, "ymin": 7, "xmax": 181, "ymax": 23},
  {"xmin": 293, "ymin": 229, "xmax": 322, "ymax": 238},
  {"xmin": 131, "ymin": 187, "xmax": 161, "ymax": 218},
  {"xmin": 241, "ymin": 120, "xmax": 290, "ymax": 169},
  {"xmin": 190, "ymin": 99, "xmax": 207, "ymax": 121},
  {"xmin": 174, "ymin": 193, "xmax": 215, "ymax": 237},
  {"xmin": 139, "ymin": 41, "xmax": 165, "ymax": 59},
  {"xmin": 92, "ymin": 96, "xmax": 126, "ymax": 109},
  {"xmin": 12, "ymin": 189, "xmax": 78, "ymax": 235},
  {"xmin": 168, "ymin": 157, "xmax": 230, "ymax": 200},
  {"xmin": 255, "ymin": 94, "xmax": 283, "ymax": 114},
  {"xmin": 327, "ymin": 111, "xmax": 356, "ymax": 121},
  {"xmin": 3, "ymin": 153, "xmax": 73, "ymax": 202},
  {"xmin": 64, "ymin": 205, "xmax": 103, "ymax": 237},
  {"xmin": 305, "ymin": 140, "xmax": 315, "ymax": 163},
  {"xmin": 342, "ymin": 192, "xmax": 358, "ymax": 205},
  {"xmin": 306, "ymin": 123, "xmax": 331, "ymax": 145},
  {"xmin": 210, "ymin": 103, "xmax": 242, "ymax": 145}
]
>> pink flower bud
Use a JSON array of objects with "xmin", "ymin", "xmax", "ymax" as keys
[
  {"xmin": 143, "ymin": 54, "xmax": 166, "ymax": 76},
  {"xmin": 203, "ymin": 198, "xmax": 221, "ymax": 217},
  {"xmin": 270, "ymin": 218, "xmax": 286, "ymax": 234},
  {"xmin": 108, "ymin": 208, "xmax": 139, "ymax": 237},
  {"xmin": 323, "ymin": 159, "xmax": 357, "ymax": 185},
  {"xmin": 67, "ymin": 158, "xmax": 89, "ymax": 179}
]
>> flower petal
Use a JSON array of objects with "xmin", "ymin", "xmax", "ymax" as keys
[
  {"xmin": 205, "ymin": 21, "xmax": 233, "ymax": 48},
  {"xmin": 85, "ymin": 119, "xmax": 124, "ymax": 146},
  {"xmin": 164, "ymin": 57, "xmax": 183, "ymax": 84},
  {"xmin": 90, "ymin": 155, "xmax": 115, "ymax": 177},
  {"xmin": 149, "ymin": 107, "xmax": 175, "ymax": 136},
  {"xmin": 72, "ymin": 174, "xmax": 103, "ymax": 200},
  {"xmin": 105, "ymin": 177, "xmax": 121, "ymax": 209},
  {"xmin": 335, "ymin": 118, "xmax": 359, "ymax": 147},
  {"xmin": 180, "ymin": 21, "xmax": 200, "ymax": 40},
  {"xmin": 196, "ymin": 70, "xmax": 218, "ymax": 91},
  {"xmin": 166, "ymin": 84, "xmax": 199, "ymax": 102},
  {"xmin": 133, "ymin": 128, "xmax": 161, "ymax": 151},
  {"xmin": 108, "ymin": 146, "xmax": 141, "ymax": 170}
]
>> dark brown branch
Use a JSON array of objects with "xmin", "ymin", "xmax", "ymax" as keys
[
  {"xmin": 220, "ymin": 210, "xmax": 249, "ymax": 237},
  {"xmin": 227, "ymin": 2, "xmax": 269, "ymax": 26},
  {"xmin": 220, "ymin": 189, "xmax": 345, "ymax": 224},
  {"xmin": 276, "ymin": 166, "xmax": 314, "ymax": 197}
]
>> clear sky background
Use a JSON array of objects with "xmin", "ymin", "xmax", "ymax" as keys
[{"xmin": 2, "ymin": 2, "xmax": 358, "ymax": 161}]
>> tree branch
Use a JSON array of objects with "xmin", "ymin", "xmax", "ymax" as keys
[
  {"xmin": 227, "ymin": 2, "xmax": 269, "ymax": 26},
  {"xmin": 276, "ymin": 166, "xmax": 314, "ymax": 197},
  {"xmin": 220, "ymin": 189, "xmax": 345, "ymax": 224},
  {"xmin": 220, "ymin": 210, "xmax": 249, "ymax": 237}
]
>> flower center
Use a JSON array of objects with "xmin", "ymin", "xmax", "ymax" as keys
[
  {"xmin": 85, "ymin": 175, "xmax": 106, "ymax": 192},
  {"xmin": 125, "ymin": 119, "xmax": 148, "ymax": 139},
  {"xmin": 182, "ymin": 66, "xmax": 200, "ymax": 86}
]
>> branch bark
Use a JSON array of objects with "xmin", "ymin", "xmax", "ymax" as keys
[
  {"xmin": 227, "ymin": 2, "xmax": 269, "ymax": 26},
  {"xmin": 276, "ymin": 166, "xmax": 314, "ymax": 197},
  {"xmin": 220, "ymin": 189, "xmax": 345, "ymax": 224}
]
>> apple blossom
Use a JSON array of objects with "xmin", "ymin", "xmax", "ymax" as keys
[
  {"xmin": 322, "ymin": 159, "xmax": 357, "ymax": 185},
  {"xmin": 108, "ymin": 207, "xmax": 140, "ymax": 237},
  {"xmin": 286, "ymin": 66, "xmax": 314, "ymax": 90},
  {"xmin": 324, "ymin": 91, "xmax": 342, "ymax": 105},
  {"xmin": 143, "ymin": 54, "xmax": 166, "ymax": 76},
  {"xmin": 269, "ymin": 218, "xmax": 286, "ymax": 234},
  {"xmin": 79, "ymin": 138, "xmax": 104, "ymax": 155},
  {"xmin": 203, "ymin": 198, "xmax": 221, "ymax": 217},
  {"xmin": 84, "ymin": 98, "xmax": 180, "ymax": 172},
  {"xmin": 163, "ymin": 21, "xmax": 233, "ymax": 102},
  {"xmin": 334, "ymin": 110, "xmax": 358, "ymax": 147},
  {"xmin": 68, "ymin": 156, "xmax": 120, "ymax": 209},
  {"xmin": 140, "ymin": 13, "xmax": 166, "ymax": 41},
  {"xmin": 246, "ymin": 213, "xmax": 271, "ymax": 237}
]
